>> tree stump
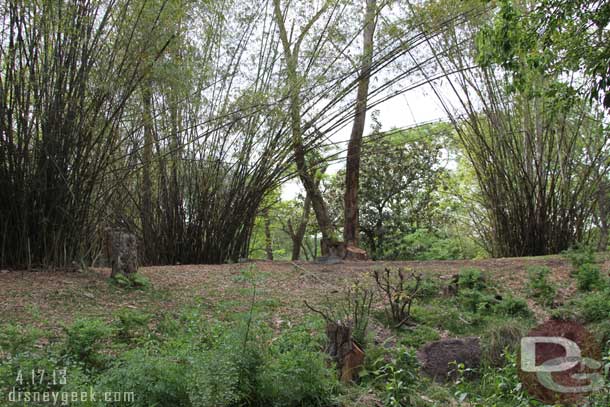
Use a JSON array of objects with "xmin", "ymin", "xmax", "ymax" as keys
[
  {"xmin": 326, "ymin": 322, "xmax": 364, "ymax": 383},
  {"xmin": 322, "ymin": 240, "xmax": 346, "ymax": 258},
  {"xmin": 344, "ymin": 245, "xmax": 368, "ymax": 261},
  {"xmin": 107, "ymin": 229, "xmax": 138, "ymax": 277}
]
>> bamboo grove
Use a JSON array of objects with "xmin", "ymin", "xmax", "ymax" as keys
[{"xmin": 1, "ymin": 0, "xmax": 609, "ymax": 267}]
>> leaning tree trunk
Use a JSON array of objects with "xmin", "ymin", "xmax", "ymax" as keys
[
  {"xmin": 273, "ymin": 0, "xmax": 340, "ymax": 257},
  {"xmin": 344, "ymin": 0, "xmax": 377, "ymax": 248}
]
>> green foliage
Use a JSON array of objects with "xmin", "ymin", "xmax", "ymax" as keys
[
  {"xmin": 575, "ymin": 290, "xmax": 610, "ymax": 323},
  {"xmin": 458, "ymin": 289, "xmax": 495, "ymax": 314},
  {"xmin": 591, "ymin": 320, "xmax": 610, "ymax": 354},
  {"xmin": 189, "ymin": 328, "xmax": 263, "ymax": 407},
  {"xmin": 343, "ymin": 280, "xmax": 374, "ymax": 349},
  {"xmin": 258, "ymin": 327, "xmax": 337, "ymax": 407},
  {"xmin": 361, "ymin": 347, "xmax": 419, "ymax": 407},
  {"xmin": 413, "ymin": 274, "xmax": 441, "ymax": 300},
  {"xmin": 113, "ymin": 308, "xmax": 151, "ymax": 342},
  {"xmin": 477, "ymin": 0, "xmax": 610, "ymax": 109},
  {"xmin": 492, "ymin": 295, "xmax": 531, "ymax": 319},
  {"xmin": 398, "ymin": 324, "xmax": 440, "ymax": 348},
  {"xmin": 0, "ymin": 324, "xmax": 43, "ymax": 355},
  {"xmin": 324, "ymin": 123, "xmax": 483, "ymax": 262},
  {"xmin": 111, "ymin": 273, "xmax": 150, "ymax": 290},
  {"xmin": 576, "ymin": 263, "xmax": 605, "ymax": 291},
  {"xmin": 526, "ymin": 266, "xmax": 556, "ymax": 306},
  {"xmin": 96, "ymin": 348, "xmax": 190, "ymax": 407},
  {"xmin": 458, "ymin": 268, "xmax": 486, "ymax": 291},
  {"xmin": 64, "ymin": 318, "xmax": 114, "ymax": 371},
  {"xmin": 480, "ymin": 322, "xmax": 525, "ymax": 367},
  {"xmin": 563, "ymin": 244, "xmax": 596, "ymax": 271},
  {"xmin": 453, "ymin": 352, "xmax": 534, "ymax": 407},
  {"xmin": 385, "ymin": 229, "xmax": 484, "ymax": 261},
  {"xmin": 0, "ymin": 351, "xmax": 64, "ymax": 395}
]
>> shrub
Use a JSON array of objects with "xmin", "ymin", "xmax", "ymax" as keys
[
  {"xmin": 480, "ymin": 322, "xmax": 525, "ymax": 366},
  {"xmin": 0, "ymin": 350, "xmax": 66, "ymax": 395},
  {"xmin": 412, "ymin": 274, "xmax": 440, "ymax": 299},
  {"xmin": 562, "ymin": 244, "xmax": 595, "ymax": 271},
  {"xmin": 64, "ymin": 317, "xmax": 114, "ymax": 371},
  {"xmin": 458, "ymin": 289, "xmax": 495, "ymax": 313},
  {"xmin": 526, "ymin": 266, "xmax": 556, "ymax": 306},
  {"xmin": 363, "ymin": 347, "xmax": 419, "ymax": 407},
  {"xmin": 95, "ymin": 348, "xmax": 190, "ymax": 407},
  {"xmin": 458, "ymin": 268, "xmax": 486, "ymax": 291},
  {"xmin": 343, "ymin": 280, "xmax": 374, "ymax": 348},
  {"xmin": 454, "ymin": 352, "xmax": 534, "ymax": 407},
  {"xmin": 576, "ymin": 290, "xmax": 610, "ymax": 323},
  {"xmin": 493, "ymin": 295, "xmax": 532, "ymax": 318},
  {"xmin": 188, "ymin": 328, "xmax": 263, "ymax": 407},
  {"xmin": 591, "ymin": 320, "xmax": 610, "ymax": 353},
  {"xmin": 113, "ymin": 308, "xmax": 151, "ymax": 342},
  {"xmin": 373, "ymin": 267, "xmax": 422, "ymax": 328},
  {"xmin": 576, "ymin": 263, "xmax": 605, "ymax": 291},
  {"xmin": 258, "ymin": 343, "xmax": 337, "ymax": 406},
  {"xmin": 0, "ymin": 324, "xmax": 43, "ymax": 355}
]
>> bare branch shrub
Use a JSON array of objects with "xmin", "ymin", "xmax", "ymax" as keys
[{"xmin": 373, "ymin": 267, "xmax": 422, "ymax": 328}]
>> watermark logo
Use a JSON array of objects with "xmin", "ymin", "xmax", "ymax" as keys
[
  {"xmin": 2, "ymin": 368, "xmax": 135, "ymax": 406},
  {"xmin": 519, "ymin": 320, "xmax": 607, "ymax": 405}
]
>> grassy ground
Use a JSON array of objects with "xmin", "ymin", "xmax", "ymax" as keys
[
  {"xmin": 0, "ymin": 255, "xmax": 593, "ymax": 330},
  {"xmin": 0, "ymin": 255, "xmax": 609, "ymax": 406}
]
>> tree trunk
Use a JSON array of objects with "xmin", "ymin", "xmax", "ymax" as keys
[
  {"xmin": 344, "ymin": 0, "xmax": 377, "ymax": 247},
  {"xmin": 291, "ymin": 194, "xmax": 311, "ymax": 260},
  {"xmin": 140, "ymin": 81, "xmax": 155, "ymax": 264},
  {"xmin": 598, "ymin": 179, "xmax": 609, "ymax": 251},
  {"xmin": 273, "ymin": 0, "xmax": 339, "ymax": 256},
  {"xmin": 263, "ymin": 207, "xmax": 273, "ymax": 260}
]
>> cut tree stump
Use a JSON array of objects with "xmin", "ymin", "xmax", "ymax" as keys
[
  {"xmin": 107, "ymin": 229, "xmax": 138, "ymax": 277},
  {"xmin": 344, "ymin": 245, "xmax": 368, "ymax": 261},
  {"xmin": 325, "ymin": 321, "xmax": 365, "ymax": 383}
]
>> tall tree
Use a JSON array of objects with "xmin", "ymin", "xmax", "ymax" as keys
[
  {"xmin": 273, "ymin": 0, "xmax": 341, "ymax": 256},
  {"xmin": 343, "ymin": 0, "xmax": 378, "ymax": 248}
]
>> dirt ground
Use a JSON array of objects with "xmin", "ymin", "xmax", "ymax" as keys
[{"xmin": 2, "ymin": 254, "xmax": 604, "ymax": 336}]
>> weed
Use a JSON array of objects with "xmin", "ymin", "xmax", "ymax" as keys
[
  {"xmin": 64, "ymin": 317, "xmax": 114, "ymax": 371},
  {"xmin": 458, "ymin": 268, "xmax": 486, "ymax": 291},
  {"xmin": 526, "ymin": 266, "xmax": 556, "ymax": 306},
  {"xmin": 576, "ymin": 263, "xmax": 605, "ymax": 291}
]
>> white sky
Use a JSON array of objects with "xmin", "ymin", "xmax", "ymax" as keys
[{"xmin": 281, "ymin": 85, "xmax": 449, "ymax": 199}]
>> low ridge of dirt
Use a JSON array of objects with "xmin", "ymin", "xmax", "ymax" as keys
[{"xmin": 1, "ymin": 255, "xmax": 606, "ymax": 333}]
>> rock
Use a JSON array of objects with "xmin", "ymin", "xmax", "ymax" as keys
[
  {"xmin": 417, "ymin": 337, "xmax": 481, "ymax": 382},
  {"xmin": 344, "ymin": 245, "xmax": 368, "ymax": 261},
  {"xmin": 0, "ymin": 269, "xmax": 9, "ymax": 274},
  {"xmin": 107, "ymin": 229, "xmax": 138, "ymax": 278}
]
